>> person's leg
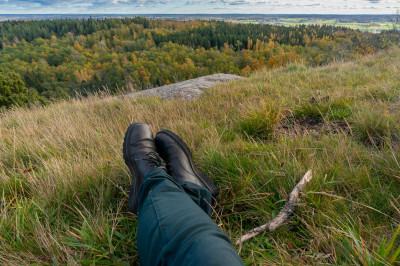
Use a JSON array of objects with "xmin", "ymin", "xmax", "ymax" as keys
[
  {"xmin": 123, "ymin": 122, "xmax": 243, "ymax": 265},
  {"xmin": 179, "ymin": 180, "xmax": 213, "ymax": 216},
  {"xmin": 137, "ymin": 167, "xmax": 243, "ymax": 266}
]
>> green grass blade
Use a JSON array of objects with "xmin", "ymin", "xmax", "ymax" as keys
[{"xmin": 384, "ymin": 224, "xmax": 400, "ymax": 258}]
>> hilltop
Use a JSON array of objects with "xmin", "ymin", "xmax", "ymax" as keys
[
  {"xmin": 124, "ymin": 73, "xmax": 242, "ymax": 100},
  {"xmin": 0, "ymin": 48, "xmax": 399, "ymax": 264}
]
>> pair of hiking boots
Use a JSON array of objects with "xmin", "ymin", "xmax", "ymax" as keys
[{"xmin": 123, "ymin": 122, "xmax": 218, "ymax": 214}]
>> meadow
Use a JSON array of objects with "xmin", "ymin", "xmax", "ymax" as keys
[
  {"xmin": 0, "ymin": 46, "xmax": 399, "ymax": 264},
  {"xmin": 262, "ymin": 18, "xmax": 392, "ymax": 32}
]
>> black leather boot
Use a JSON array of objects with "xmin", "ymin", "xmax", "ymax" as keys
[
  {"xmin": 123, "ymin": 122, "xmax": 166, "ymax": 214},
  {"xmin": 155, "ymin": 130, "xmax": 218, "ymax": 197}
]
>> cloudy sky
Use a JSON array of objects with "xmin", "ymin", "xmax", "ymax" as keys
[{"xmin": 0, "ymin": 0, "xmax": 399, "ymax": 14}]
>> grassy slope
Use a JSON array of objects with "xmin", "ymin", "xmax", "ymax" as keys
[{"xmin": 1, "ymin": 48, "xmax": 400, "ymax": 265}]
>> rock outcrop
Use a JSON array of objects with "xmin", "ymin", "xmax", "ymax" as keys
[{"xmin": 124, "ymin": 73, "xmax": 242, "ymax": 100}]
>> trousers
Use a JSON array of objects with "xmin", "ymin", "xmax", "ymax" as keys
[{"xmin": 137, "ymin": 167, "xmax": 244, "ymax": 266}]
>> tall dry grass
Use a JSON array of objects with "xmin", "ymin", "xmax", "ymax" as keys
[{"xmin": 0, "ymin": 47, "xmax": 399, "ymax": 264}]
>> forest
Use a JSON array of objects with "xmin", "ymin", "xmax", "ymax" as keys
[{"xmin": 0, "ymin": 17, "xmax": 399, "ymax": 108}]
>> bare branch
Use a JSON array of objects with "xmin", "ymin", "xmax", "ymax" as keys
[{"xmin": 236, "ymin": 170, "xmax": 313, "ymax": 245}]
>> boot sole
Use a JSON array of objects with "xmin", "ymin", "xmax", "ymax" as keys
[
  {"xmin": 156, "ymin": 130, "xmax": 219, "ymax": 197},
  {"xmin": 123, "ymin": 122, "xmax": 143, "ymax": 214}
]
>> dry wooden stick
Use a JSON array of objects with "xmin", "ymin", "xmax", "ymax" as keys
[{"xmin": 236, "ymin": 170, "xmax": 313, "ymax": 245}]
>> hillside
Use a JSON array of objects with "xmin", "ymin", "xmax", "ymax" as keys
[
  {"xmin": 2, "ymin": 17, "xmax": 398, "ymax": 108},
  {"xmin": 0, "ymin": 48, "xmax": 400, "ymax": 264}
]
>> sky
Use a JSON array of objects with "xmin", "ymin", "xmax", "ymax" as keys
[{"xmin": 0, "ymin": 0, "xmax": 399, "ymax": 14}]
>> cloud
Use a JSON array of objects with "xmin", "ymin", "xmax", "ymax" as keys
[{"xmin": 0, "ymin": 0, "xmax": 399, "ymax": 14}]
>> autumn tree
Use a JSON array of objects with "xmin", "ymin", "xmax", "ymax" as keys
[{"xmin": 0, "ymin": 71, "xmax": 28, "ymax": 108}]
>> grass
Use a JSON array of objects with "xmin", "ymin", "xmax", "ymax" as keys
[
  {"xmin": 1, "ymin": 47, "xmax": 400, "ymax": 264},
  {"xmin": 237, "ymin": 101, "xmax": 283, "ymax": 140},
  {"xmin": 293, "ymin": 96, "xmax": 353, "ymax": 122},
  {"xmin": 351, "ymin": 102, "xmax": 400, "ymax": 147}
]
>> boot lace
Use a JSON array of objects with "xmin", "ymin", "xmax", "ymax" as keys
[{"xmin": 144, "ymin": 152, "xmax": 166, "ymax": 169}]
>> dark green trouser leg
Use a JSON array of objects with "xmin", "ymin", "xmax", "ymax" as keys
[{"xmin": 137, "ymin": 168, "xmax": 244, "ymax": 266}]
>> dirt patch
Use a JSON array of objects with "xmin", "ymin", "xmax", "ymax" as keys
[{"xmin": 278, "ymin": 118, "xmax": 351, "ymax": 137}]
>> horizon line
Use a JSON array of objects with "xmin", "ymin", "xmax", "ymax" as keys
[{"xmin": 0, "ymin": 13, "xmax": 394, "ymax": 16}]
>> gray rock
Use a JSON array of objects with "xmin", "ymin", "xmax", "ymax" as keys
[{"xmin": 123, "ymin": 73, "xmax": 242, "ymax": 100}]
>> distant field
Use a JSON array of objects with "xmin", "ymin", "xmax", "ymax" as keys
[
  {"xmin": 227, "ymin": 17, "xmax": 393, "ymax": 32},
  {"xmin": 277, "ymin": 18, "xmax": 392, "ymax": 32}
]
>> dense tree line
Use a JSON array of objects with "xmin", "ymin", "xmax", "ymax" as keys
[
  {"xmin": 152, "ymin": 22, "xmax": 342, "ymax": 49},
  {"xmin": 0, "ymin": 18, "xmax": 399, "ymax": 108},
  {"xmin": 0, "ymin": 17, "xmax": 151, "ymax": 48}
]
